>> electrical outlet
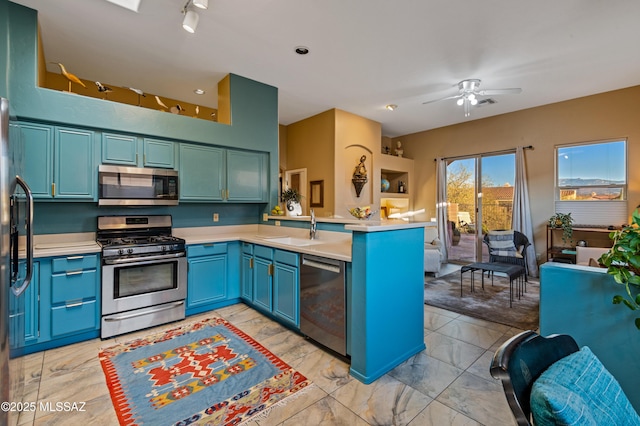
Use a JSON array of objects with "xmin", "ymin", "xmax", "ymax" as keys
[
  {"xmin": 263, "ymin": 213, "xmax": 268, "ymax": 221},
  {"xmin": 275, "ymin": 221, "xmax": 281, "ymax": 226},
  {"xmin": 213, "ymin": 213, "xmax": 219, "ymax": 222}
]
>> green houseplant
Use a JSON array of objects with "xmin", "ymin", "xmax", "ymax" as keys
[
  {"xmin": 548, "ymin": 212, "xmax": 574, "ymax": 244},
  {"xmin": 599, "ymin": 208, "xmax": 640, "ymax": 330},
  {"xmin": 281, "ymin": 188, "xmax": 302, "ymax": 204}
]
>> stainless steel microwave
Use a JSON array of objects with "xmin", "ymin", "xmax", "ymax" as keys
[{"xmin": 98, "ymin": 165, "xmax": 179, "ymax": 206}]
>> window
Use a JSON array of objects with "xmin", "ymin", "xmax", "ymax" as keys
[
  {"xmin": 555, "ymin": 139, "xmax": 627, "ymax": 226},
  {"xmin": 556, "ymin": 140, "xmax": 626, "ymax": 201}
]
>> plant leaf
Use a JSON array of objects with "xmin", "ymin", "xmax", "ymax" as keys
[
  {"xmin": 613, "ymin": 295, "xmax": 624, "ymax": 304},
  {"xmin": 635, "ymin": 317, "xmax": 640, "ymax": 330}
]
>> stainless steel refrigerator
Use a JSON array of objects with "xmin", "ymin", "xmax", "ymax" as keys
[{"xmin": 1, "ymin": 97, "xmax": 34, "ymax": 425}]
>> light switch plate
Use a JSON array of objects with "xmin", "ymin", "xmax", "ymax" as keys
[
  {"xmin": 262, "ymin": 213, "xmax": 268, "ymax": 221},
  {"xmin": 213, "ymin": 213, "xmax": 219, "ymax": 222},
  {"xmin": 275, "ymin": 221, "xmax": 280, "ymax": 226}
]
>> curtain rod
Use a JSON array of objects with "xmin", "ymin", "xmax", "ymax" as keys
[{"xmin": 433, "ymin": 145, "xmax": 533, "ymax": 162}]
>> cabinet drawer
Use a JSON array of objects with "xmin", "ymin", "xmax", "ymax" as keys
[
  {"xmin": 274, "ymin": 249, "xmax": 299, "ymax": 267},
  {"xmin": 254, "ymin": 245, "xmax": 273, "ymax": 260},
  {"xmin": 188, "ymin": 243, "xmax": 228, "ymax": 257},
  {"xmin": 242, "ymin": 242, "xmax": 254, "ymax": 255},
  {"xmin": 52, "ymin": 255, "xmax": 98, "ymax": 273},
  {"xmin": 51, "ymin": 270, "xmax": 98, "ymax": 303},
  {"xmin": 51, "ymin": 300, "xmax": 97, "ymax": 337}
]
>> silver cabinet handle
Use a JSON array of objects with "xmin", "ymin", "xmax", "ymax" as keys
[
  {"xmin": 65, "ymin": 301, "xmax": 83, "ymax": 308},
  {"xmin": 66, "ymin": 256, "xmax": 84, "ymax": 260},
  {"xmin": 66, "ymin": 270, "xmax": 83, "ymax": 276}
]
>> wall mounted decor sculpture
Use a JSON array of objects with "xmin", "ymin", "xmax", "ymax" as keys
[{"xmin": 352, "ymin": 155, "xmax": 368, "ymax": 197}]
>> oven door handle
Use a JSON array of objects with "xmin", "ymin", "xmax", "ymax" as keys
[{"xmin": 103, "ymin": 252, "xmax": 186, "ymax": 265}]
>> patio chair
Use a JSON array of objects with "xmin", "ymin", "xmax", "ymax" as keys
[
  {"xmin": 490, "ymin": 330, "xmax": 640, "ymax": 426},
  {"xmin": 483, "ymin": 230, "xmax": 530, "ymax": 280}
]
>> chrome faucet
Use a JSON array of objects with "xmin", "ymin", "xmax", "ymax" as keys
[{"xmin": 310, "ymin": 209, "xmax": 317, "ymax": 240}]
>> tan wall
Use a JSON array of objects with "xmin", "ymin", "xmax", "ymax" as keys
[
  {"xmin": 394, "ymin": 85, "xmax": 640, "ymax": 262},
  {"xmin": 285, "ymin": 109, "xmax": 336, "ymax": 216},
  {"xmin": 334, "ymin": 109, "xmax": 382, "ymax": 217},
  {"xmin": 278, "ymin": 124, "xmax": 288, "ymax": 171}
]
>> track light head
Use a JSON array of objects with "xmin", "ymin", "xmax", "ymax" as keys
[
  {"xmin": 182, "ymin": 9, "xmax": 199, "ymax": 33},
  {"xmin": 193, "ymin": 0, "xmax": 208, "ymax": 9}
]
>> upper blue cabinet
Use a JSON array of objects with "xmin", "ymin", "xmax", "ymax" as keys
[
  {"xmin": 19, "ymin": 122, "xmax": 97, "ymax": 200},
  {"xmin": 179, "ymin": 143, "xmax": 268, "ymax": 203},
  {"xmin": 102, "ymin": 133, "xmax": 175, "ymax": 169}
]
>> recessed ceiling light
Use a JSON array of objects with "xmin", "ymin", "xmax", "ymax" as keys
[
  {"xmin": 385, "ymin": 104, "xmax": 397, "ymax": 111},
  {"xmin": 295, "ymin": 46, "xmax": 309, "ymax": 55},
  {"xmin": 194, "ymin": 89, "xmax": 205, "ymax": 95}
]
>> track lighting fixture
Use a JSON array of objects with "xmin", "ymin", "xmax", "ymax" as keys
[{"xmin": 182, "ymin": 0, "xmax": 208, "ymax": 33}]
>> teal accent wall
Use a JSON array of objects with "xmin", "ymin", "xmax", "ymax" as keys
[
  {"xmin": 32, "ymin": 203, "xmax": 262, "ymax": 234},
  {"xmin": 3, "ymin": 1, "xmax": 280, "ymax": 234}
]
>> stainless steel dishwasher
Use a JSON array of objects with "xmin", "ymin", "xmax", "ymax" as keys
[{"xmin": 299, "ymin": 254, "xmax": 347, "ymax": 356}]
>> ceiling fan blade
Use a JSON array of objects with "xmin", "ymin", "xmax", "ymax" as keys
[
  {"xmin": 478, "ymin": 88, "xmax": 522, "ymax": 96},
  {"xmin": 422, "ymin": 94, "xmax": 462, "ymax": 105}
]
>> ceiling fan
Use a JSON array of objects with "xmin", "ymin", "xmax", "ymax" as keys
[{"xmin": 423, "ymin": 79, "xmax": 522, "ymax": 117}]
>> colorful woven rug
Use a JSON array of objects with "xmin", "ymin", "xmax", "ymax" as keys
[{"xmin": 99, "ymin": 317, "xmax": 312, "ymax": 426}]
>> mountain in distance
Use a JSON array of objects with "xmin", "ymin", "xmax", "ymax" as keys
[{"xmin": 559, "ymin": 178, "xmax": 625, "ymax": 186}]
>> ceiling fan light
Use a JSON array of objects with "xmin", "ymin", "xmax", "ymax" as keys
[
  {"xmin": 182, "ymin": 9, "xmax": 199, "ymax": 33},
  {"xmin": 456, "ymin": 98, "xmax": 464, "ymax": 106},
  {"xmin": 470, "ymin": 98, "xmax": 478, "ymax": 105},
  {"xmin": 193, "ymin": 0, "xmax": 208, "ymax": 9},
  {"xmin": 467, "ymin": 93, "xmax": 476, "ymax": 101}
]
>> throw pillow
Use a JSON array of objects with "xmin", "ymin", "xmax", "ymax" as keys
[
  {"xmin": 487, "ymin": 230, "xmax": 517, "ymax": 257},
  {"xmin": 530, "ymin": 346, "xmax": 640, "ymax": 426}
]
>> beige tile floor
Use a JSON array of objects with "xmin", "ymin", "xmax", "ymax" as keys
[{"xmin": 17, "ymin": 277, "xmax": 523, "ymax": 425}]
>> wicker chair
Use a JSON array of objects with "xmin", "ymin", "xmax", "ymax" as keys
[{"xmin": 482, "ymin": 230, "xmax": 530, "ymax": 280}]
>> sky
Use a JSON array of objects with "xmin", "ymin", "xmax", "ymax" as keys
[
  {"xmin": 448, "ymin": 154, "xmax": 515, "ymax": 187},
  {"xmin": 557, "ymin": 141, "xmax": 625, "ymax": 182}
]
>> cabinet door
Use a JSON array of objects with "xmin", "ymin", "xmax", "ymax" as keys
[
  {"xmin": 187, "ymin": 255, "xmax": 227, "ymax": 308},
  {"xmin": 102, "ymin": 133, "xmax": 138, "ymax": 165},
  {"xmin": 13, "ymin": 261, "xmax": 40, "ymax": 345},
  {"xmin": 241, "ymin": 253, "xmax": 254, "ymax": 301},
  {"xmin": 55, "ymin": 127, "xmax": 95, "ymax": 199},
  {"xmin": 273, "ymin": 262, "xmax": 299, "ymax": 327},
  {"xmin": 20, "ymin": 123, "xmax": 54, "ymax": 199},
  {"xmin": 179, "ymin": 144, "xmax": 225, "ymax": 201},
  {"xmin": 253, "ymin": 257, "xmax": 272, "ymax": 312},
  {"xmin": 226, "ymin": 150, "xmax": 268, "ymax": 202},
  {"xmin": 144, "ymin": 138, "xmax": 175, "ymax": 169}
]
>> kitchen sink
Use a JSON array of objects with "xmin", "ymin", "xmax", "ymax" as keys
[{"xmin": 263, "ymin": 236, "xmax": 323, "ymax": 246}]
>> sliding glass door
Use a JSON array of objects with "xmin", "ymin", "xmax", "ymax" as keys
[{"xmin": 446, "ymin": 152, "xmax": 515, "ymax": 264}]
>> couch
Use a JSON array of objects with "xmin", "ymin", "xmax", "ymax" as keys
[
  {"xmin": 424, "ymin": 226, "xmax": 444, "ymax": 276},
  {"xmin": 575, "ymin": 246, "xmax": 609, "ymax": 266},
  {"xmin": 539, "ymin": 262, "xmax": 640, "ymax": 411}
]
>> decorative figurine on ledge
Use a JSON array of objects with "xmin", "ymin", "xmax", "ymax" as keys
[{"xmin": 395, "ymin": 140, "xmax": 404, "ymax": 157}]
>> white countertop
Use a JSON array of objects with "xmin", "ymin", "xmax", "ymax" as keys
[{"xmin": 19, "ymin": 220, "xmax": 427, "ymax": 262}]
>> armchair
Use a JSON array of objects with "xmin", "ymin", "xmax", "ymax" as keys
[
  {"xmin": 424, "ymin": 226, "xmax": 443, "ymax": 276},
  {"xmin": 483, "ymin": 230, "xmax": 530, "ymax": 279}
]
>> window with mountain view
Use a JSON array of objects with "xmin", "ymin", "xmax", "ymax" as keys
[{"xmin": 556, "ymin": 140, "xmax": 626, "ymax": 201}]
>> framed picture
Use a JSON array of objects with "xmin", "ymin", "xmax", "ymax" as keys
[{"xmin": 310, "ymin": 180, "xmax": 324, "ymax": 207}]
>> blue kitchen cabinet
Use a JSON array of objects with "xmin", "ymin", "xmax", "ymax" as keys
[
  {"xmin": 186, "ymin": 243, "xmax": 228, "ymax": 315},
  {"xmin": 13, "ymin": 260, "xmax": 40, "ymax": 345},
  {"xmin": 101, "ymin": 132, "xmax": 138, "ymax": 165},
  {"xmin": 226, "ymin": 150, "xmax": 268, "ymax": 202},
  {"xmin": 21, "ymin": 253, "xmax": 100, "ymax": 355},
  {"xmin": 102, "ymin": 134, "xmax": 175, "ymax": 169},
  {"xmin": 19, "ymin": 122, "xmax": 53, "ymax": 198},
  {"xmin": 243, "ymin": 244, "xmax": 299, "ymax": 328},
  {"xmin": 143, "ymin": 138, "xmax": 175, "ymax": 169},
  {"xmin": 55, "ymin": 127, "xmax": 96, "ymax": 199},
  {"xmin": 19, "ymin": 122, "xmax": 96, "ymax": 200},
  {"xmin": 49, "ymin": 254, "xmax": 100, "ymax": 338},
  {"xmin": 273, "ymin": 250, "xmax": 299, "ymax": 327},
  {"xmin": 179, "ymin": 144, "xmax": 225, "ymax": 201},
  {"xmin": 240, "ymin": 243, "xmax": 254, "ymax": 301}
]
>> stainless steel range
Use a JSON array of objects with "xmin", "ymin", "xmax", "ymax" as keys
[{"xmin": 97, "ymin": 215, "xmax": 187, "ymax": 338}]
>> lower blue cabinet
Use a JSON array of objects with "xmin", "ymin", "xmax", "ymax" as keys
[
  {"xmin": 241, "ymin": 244, "xmax": 299, "ymax": 328},
  {"xmin": 186, "ymin": 243, "xmax": 231, "ymax": 315}
]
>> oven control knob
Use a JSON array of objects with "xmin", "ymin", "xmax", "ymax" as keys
[
  {"xmin": 161, "ymin": 245, "xmax": 167, "ymax": 252},
  {"xmin": 118, "ymin": 249, "xmax": 124, "ymax": 255},
  {"xmin": 127, "ymin": 248, "xmax": 134, "ymax": 254}
]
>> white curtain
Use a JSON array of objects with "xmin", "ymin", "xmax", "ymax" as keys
[
  {"xmin": 512, "ymin": 146, "xmax": 538, "ymax": 277},
  {"xmin": 436, "ymin": 158, "xmax": 449, "ymax": 260}
]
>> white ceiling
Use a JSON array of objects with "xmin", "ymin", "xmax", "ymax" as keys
[{"xmin": 10, "ymin": 0, "xmax": 640, "ymax": 137}]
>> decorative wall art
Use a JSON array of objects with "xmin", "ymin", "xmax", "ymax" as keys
[
  {"xmin": 310, "ymin": 180, "xmax": 324, "ymax": 207},
  {"xmin": 352, "ymin": 155, "xmax": 368, "ymax": 197}
]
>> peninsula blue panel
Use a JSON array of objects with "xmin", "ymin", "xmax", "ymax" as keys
[{"xmin": 349, "ymin": 227, "xmax": 426, "ymax": 383}]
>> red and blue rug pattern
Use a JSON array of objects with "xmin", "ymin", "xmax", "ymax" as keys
[{"xmin": 98, "ymin": 317, "xmax": 312, "ymax": 425}]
